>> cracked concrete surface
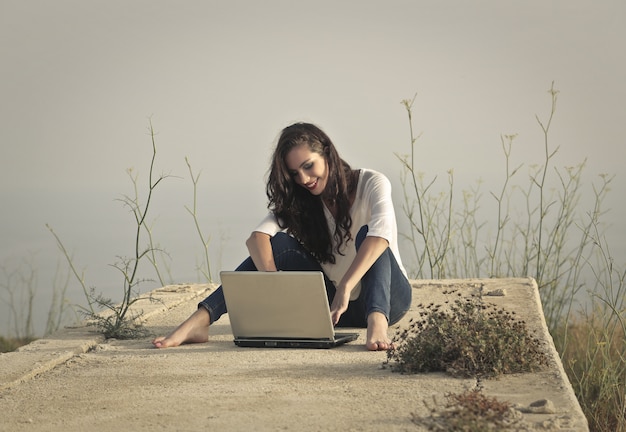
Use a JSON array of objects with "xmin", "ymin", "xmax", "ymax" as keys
[{"xmin": 0, "ymin": 278, "xmax": 588, "ymax": 431}]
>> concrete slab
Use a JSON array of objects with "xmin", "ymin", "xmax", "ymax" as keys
[
  {"xmin": 0, "ymin": 283, "xmax": 211, "ymax": 392},
  {"xmin": 0, "ymin": 278, "xmax": 588, "ymax": 431}
]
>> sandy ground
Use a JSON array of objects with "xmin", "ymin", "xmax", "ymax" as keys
[{"xmin": 0, "ymin": 278, "xmax": 588, "ymax": 431}]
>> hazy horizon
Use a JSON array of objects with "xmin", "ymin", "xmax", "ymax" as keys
[{"xmin": 2, "ymin": 1, "xmax": 625, "ymax": 336}]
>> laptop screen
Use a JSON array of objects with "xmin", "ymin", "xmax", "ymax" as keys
[{"xmin": 221, "ymin": 271, "xmax": 336, "ymax": 340}]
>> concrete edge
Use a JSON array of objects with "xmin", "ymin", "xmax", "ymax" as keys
[
  {"xmin": 527, "ymin": 277, "xmax": 587, "ymax": 427},
  {"xmin": 0, "ymin": 283, "xmax": 214, "ymax": 392},
  {"xmin": 0, "ymin": 332, "xmax": 104, "ymax": 392}
]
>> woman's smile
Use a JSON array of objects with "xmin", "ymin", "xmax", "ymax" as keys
[{"xmin": 305, "ymin": 178, "xmax": 319, "ymax": 190}]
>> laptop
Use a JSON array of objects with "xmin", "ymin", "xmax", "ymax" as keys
[{"xmin": 220, "ymin": 271, "xmax": 359, "ymax": 348}]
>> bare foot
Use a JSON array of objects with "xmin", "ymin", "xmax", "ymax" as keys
[
  {"xmin": 152, "ymin": 308, "xmax": 211, "ymax": 348},
  {"xmin": 366, "ymin": 312, "xmax": 393, "ymax": 351}
]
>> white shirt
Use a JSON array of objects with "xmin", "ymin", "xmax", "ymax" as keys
[{"xmin": 253, "ymin": 169, "xmax": 407, "ymax": 300}]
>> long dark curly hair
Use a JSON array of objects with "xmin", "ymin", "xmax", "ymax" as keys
[{"xmin": 266, "ymin": 123, "xmax": 356, "ymax": 264}]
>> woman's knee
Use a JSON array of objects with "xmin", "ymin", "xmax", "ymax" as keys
[
  {"xmin": 270, "ymin": 232, "xmax": 300, "ymax": 250},
  {"xmin": 270, "ymin": 232, "xmax": 321, "ymax": 270},
  {"xmin": 271, "ymin": 231, "xmax": 292, "ymax": 243}
]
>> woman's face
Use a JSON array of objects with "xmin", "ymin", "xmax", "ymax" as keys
[{"xmin": 285, "ymin": 144, "xmax": 329, "ymax": 196}]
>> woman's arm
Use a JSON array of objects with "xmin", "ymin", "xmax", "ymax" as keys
[
  {"xmin": 330, "ymin": 235, "xmax": 389, "ymax": 325},
  {"xmin": 246, "ymin": 231, "xmax": 278, "ymax": 272}
]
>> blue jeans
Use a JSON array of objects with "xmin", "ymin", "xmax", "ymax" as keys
[{"xmin": 198, "ymin": 227, "xmax": 412, "ymax": 327}]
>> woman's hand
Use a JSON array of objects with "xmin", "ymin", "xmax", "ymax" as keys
[
  {"xmin": 330, "ymin": 285, "xmax": 351, "ymax": 326},
  {"xmin": 331, "ymin": 236, "xmax": 389, "ymax": 325}
]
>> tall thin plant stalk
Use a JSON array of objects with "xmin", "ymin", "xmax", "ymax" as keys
[
  {"xmin": 533, "ymin": 81, "xmax": 560, "ymax": 284},
  {"xmin": 184, "ymin": 157, "xmax": 213, "ymax": 282},
  {"xmin": 488, "ymin": 134, "xmax": 521, "ymax": 276},
  {"xmin": 396, "ymin": 94, "xmax": 454, "ymax": 279},
  {"xmin": 46, "ymin": 226, "xmax": 95, "ymax": 315}
]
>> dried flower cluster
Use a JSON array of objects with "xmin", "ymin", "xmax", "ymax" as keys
[{"xmin": 386, "ymin": 291, "xmax": 548, "ymax": 377}]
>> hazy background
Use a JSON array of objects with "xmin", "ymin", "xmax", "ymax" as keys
[{"xmin": 2, "ymin": 0, "xmax": 625, "ymax": 336}]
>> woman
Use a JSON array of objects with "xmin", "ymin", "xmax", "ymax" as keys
[{"xmin": 153, "ymin": 122, "xmax": 412, "ymax": 351}]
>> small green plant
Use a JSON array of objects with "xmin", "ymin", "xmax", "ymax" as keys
[
  {"xmin": 47, "ymin": 121, "xmax": 168, "ymax": 339},
  {"xmin": 413, "ymin": 389, "xmax": 522, "ymax": 431},
  {"xmin": 386, "ymin": 290, "xmax": 548, "ymax": 377}
]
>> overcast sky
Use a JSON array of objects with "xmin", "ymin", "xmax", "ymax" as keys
[{"xmin": 1, "ymin": 1, "xmax": 625, "ymax": 334}]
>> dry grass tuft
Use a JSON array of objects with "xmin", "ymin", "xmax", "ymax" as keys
[{"xmin": 412, "ymin": 389, "xmax": 523, "ymax": 431}]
